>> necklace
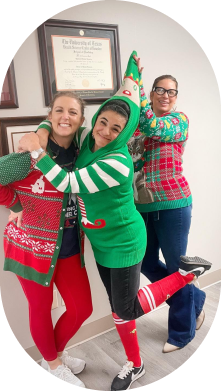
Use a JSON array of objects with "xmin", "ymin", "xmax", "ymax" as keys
[
  {"xmin": 48, "ymin": 137, "xmax": 60, "ymax": 160},
  {"xmin": 50, "ymin": 133, "xmax": 60, "ymax": 146}
]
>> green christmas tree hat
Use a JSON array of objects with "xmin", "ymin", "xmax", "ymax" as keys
[{"xmin": 91, "ymin": 50, "xmax": 141, "ymax": 151}]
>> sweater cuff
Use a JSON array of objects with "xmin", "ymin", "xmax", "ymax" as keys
[
  {"xmin": 9, "ymin": 201, "xmax": 23, "ymax": 213},
  {"xmin": 36, "ymin": 154, "xmax": 55, "ymax": 174}
]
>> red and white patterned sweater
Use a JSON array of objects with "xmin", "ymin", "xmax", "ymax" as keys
[{"xmin": 0, "ymin": 152, "xmax": 69, "ymax": 286}]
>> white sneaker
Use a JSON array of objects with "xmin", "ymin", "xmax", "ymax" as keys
[
  {"xmin": 60, "ymin": 350, "xmax": 86, "ymax": 374},
  {"xmin": 48, "ymin": 363, "xmax": 85, "ymax": 387}
]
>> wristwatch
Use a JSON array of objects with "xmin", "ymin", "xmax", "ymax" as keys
[{"xmin": 31, "ymin": 147, "xmax": 45, "ymax": 159}]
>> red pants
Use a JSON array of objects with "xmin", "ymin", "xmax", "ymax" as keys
[{"xmin": 17, "ymin": 254, "xmax": 93, "ymax": 361}]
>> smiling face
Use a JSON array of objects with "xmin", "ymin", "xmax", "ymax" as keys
[
  {"xmin": 93, "ymin": 110, "xmax": 127, "ymax": 151},
  {"xmin": 48, "ymin": 96, "xmax": 84, "ymax": 147},
  {"xmin": 150, "ymin": 78, "xmax": 178, "ymax": 117}
]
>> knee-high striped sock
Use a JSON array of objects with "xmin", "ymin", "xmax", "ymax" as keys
[
  {"xmin": 138, "ymin": 272, "xmax": 194, "ymax": 314},
  {"xmin": 112, "ymin": 313, "xmax": 141, "ymax": 367}
]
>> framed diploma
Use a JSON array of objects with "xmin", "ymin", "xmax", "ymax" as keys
[
  {"xmin": 37, "ymin": 19, "xmax": 122, "ymax": 105},
  {"xmin": 0, "ymin": 61, "xmax": 19, "ymax": 109},
  {"xmin": 0, "ymin": 116, "xmax": 46, "ymax": 156}
]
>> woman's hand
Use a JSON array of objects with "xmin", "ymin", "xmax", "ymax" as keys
[
  {"xmin": 8, "ymin": 210, "xmax": 23, "ymax": 228},
  {"xmin": 18, "ymin": 133, "xmax": 41, "ymax": 152},
  {"xmin": 133, "ymin": 55, "xmax": 144, "ymax": 73},
  {"xmin": 36, "ymin": 128, "xmax": 50, "ymax": 150}
]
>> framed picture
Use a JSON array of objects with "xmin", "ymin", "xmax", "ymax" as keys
[
  {"xmin": 37, "ymin": 19, "xmax": 122, "ymax": 106},
  {"xmin": 0, "ymin": 61, "xmax": 19, "ymax": 109},
  {"xmin": 0, "ymin": 116, "xmax": 46, "ymax": 156}
]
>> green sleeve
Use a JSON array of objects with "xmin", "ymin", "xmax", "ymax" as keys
[
  {"xmin": 36, "ymin": 153, "xmax": 130, "ymax": 194},
  {"xmin": 37, "ymin": 120, "xmax": 52, "ymax": 133},
  {"xmin": 37, "ymin": 121, "xmax": 86, "ymax": 151},
  {"xmin": 75, "ymin": 127, "xmax": 90, "ymax": 150},
  {"xmin": 139, "ymin": 78, "xmax": 189, "ymax": 143},
  {"xmin": 0, "ymin": 152, "xmax": 32, "ymax": 185},
  {"xmin": 9, "ymin": 201, "xmax": 23, "ymax": 213}
]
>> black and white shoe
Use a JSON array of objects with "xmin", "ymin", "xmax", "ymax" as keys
[
  {"xmin": 111, "ymin": 359, "xmax": 145, "ymax": 391},
  {"xmin": 179, "ymin": 256, "xmax": 212, "ymax": 278}
]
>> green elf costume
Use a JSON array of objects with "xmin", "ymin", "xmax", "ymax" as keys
[
  {"xmin": 37, "ymin": 53, "xmax": 146, "ymax": 269},
  {"xmin": 29, "ymin": 52, "xmax": 207, "ymax": 391}
]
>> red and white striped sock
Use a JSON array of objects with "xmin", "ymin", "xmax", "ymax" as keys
[
  {"xmin": 138, "ymin": 271, "xmax": 195, "ymax": 314},
  {"xmin": 112, "ymin": 313, "xmax": 141, "ymax": 367}
]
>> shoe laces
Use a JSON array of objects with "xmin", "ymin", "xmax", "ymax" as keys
[
  {"xmin": 59, "ymin": 365, "xmax": 75, "ymax": 381},
  {"xmin": 118, "ymin": 361, "xmax": 133, "ymax": 379}
]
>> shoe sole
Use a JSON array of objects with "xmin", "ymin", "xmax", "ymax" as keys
[
  {"xmin": 179, "ymin": 256, "xmax": 212, "ymax": 277},
  {"xmin": 178, "ymin": 266, "xmax": 210, "ymax": 276},
  {"xmin": 126, "ymin": 368, "xmax": 146, "ymax": 390}
]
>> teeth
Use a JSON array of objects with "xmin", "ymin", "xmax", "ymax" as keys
[{"xmin": 59, "ymin": 124, "xmax": 70, "ymax": 127}]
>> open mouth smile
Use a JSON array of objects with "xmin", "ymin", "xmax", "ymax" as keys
[{"xmin": 59, "ymin": 123, "xmax": 71, "ymax": 127}]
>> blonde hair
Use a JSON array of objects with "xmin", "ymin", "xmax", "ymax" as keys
[{"xmin": 48, "ymin": 92, "xmax": 85, "ymax": 117}]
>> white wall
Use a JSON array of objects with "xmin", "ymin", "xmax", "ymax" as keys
[{"xmin": 0, "ymin": 0, "xmax": 220, "ymax": 350}]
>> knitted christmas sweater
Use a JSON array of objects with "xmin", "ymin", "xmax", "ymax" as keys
[
  {"xmin": 0, "ymin": 144, "xmax": 82, "ymax": 287},
  {"xmin": 0, "ymin": 184, "xmax": 23, "ymax": 213},
  {"xmin": 36, "ymin": 51, "xmax": 147, "ymax": 269},
  {"xmin": 128, "ymin": 79, "xmax": 192, "ymax": 213}
]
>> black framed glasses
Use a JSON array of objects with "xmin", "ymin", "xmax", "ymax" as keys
[{"xmin": 153, "ymin": 87, "xmax": 178, "ymax": 97}]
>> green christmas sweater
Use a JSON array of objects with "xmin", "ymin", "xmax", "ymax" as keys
[{"xmin": 36, "ymin": 52, "xmax": 147, "ymax": 268}]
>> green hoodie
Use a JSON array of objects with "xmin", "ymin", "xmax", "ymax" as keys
[{"xmin": 37, "ymin": 51, "xmax": 147, "ymax": 268}]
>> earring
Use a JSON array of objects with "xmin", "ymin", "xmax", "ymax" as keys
[
  {"xmin": 92, "ymin": 132, "xmax": 95, "ymax": 139},
  {"xmin": 172, "ymin": 106, "xmax": 177, "ymax": 112}
]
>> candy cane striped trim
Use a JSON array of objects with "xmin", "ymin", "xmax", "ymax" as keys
[{"xmin": 77, "ymin": 196, "xmax": 87, "ymax": 218}]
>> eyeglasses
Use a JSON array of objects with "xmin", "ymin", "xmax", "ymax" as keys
[{"xmin": 153, "ymin": 87, "xmax": 178, "ymax": 97}]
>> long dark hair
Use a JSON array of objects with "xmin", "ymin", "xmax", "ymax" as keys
[{"xmin": 98, "ymin": 99, "xmax": 130, "ymax": 123}]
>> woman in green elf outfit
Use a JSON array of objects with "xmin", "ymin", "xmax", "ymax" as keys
[{"xmin": 17, "ymin": 51, "xmax": 211, "ymax": 391}]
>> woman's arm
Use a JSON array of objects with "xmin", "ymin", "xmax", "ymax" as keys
[
  {"xmin": 17, "ymin": 131, "xmax": 127, "ymax": 196},
  {"xmin": 36, "ymin": 153, "xmax": 131, "ymax": 194},
  {"xmin": 133, "ymin": 55, "xmax": 189, "ymax": 143},
  {"xmin": 31, "ymin": 119, "xmax": 88, "ymax": 150},
  {"xmin": 0, "ymin": 152, "xmax": 32, "ymax": 185},
  {"xmin": 36, "ymin": 120, "xmax": 52, "ymax": 150},
  {"xmin": 19, "ymin": 130, "xmax": 131, "ymax": 194},
  {"xmin": 0, "ymin": 184, "xmax": 23, "ymax": 212}
]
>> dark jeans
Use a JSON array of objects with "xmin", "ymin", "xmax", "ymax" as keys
[
  {"xmin": 96, "ymin": 261, "xmax": 144, "ymax": 321},
  {"xmin": 141, "ymin": 205, "xmax": 206, "ymax": 348}
]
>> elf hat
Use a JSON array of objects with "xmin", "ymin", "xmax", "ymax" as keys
[{"xmin": 91, "ymin": 51, "xmax": 141, "ymax": 148}]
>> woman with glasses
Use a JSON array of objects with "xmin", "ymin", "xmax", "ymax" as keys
[{"xmin": 131, "ymin": 56, "xmax": 206, "ymax": 353}]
